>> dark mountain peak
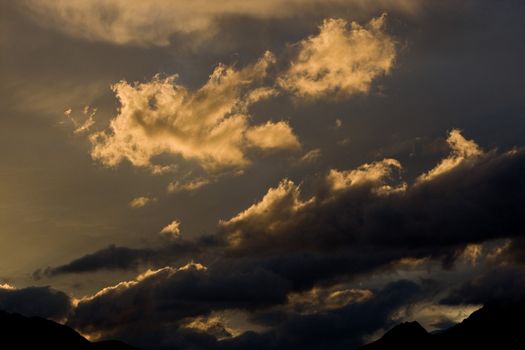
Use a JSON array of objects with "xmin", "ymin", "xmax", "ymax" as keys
[
  {"xmin": 382, "ymin": 321, "xmax": 428, "ymax": 338},
  {"xmin": 0, "ymin": 310, "xmax": 137, "ymax": 349},
  {"xmin": 359, "ymin": 321, "xmax": 429, "ymax": 350},
  {"xmin": 359, "ymin": 301, "xmax": 525, "ymax": 350}
]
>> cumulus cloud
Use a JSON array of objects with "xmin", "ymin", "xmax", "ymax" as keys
[
  {"xmin": 181, "ymin": 313, "xmax": 235, "ymax": 340},
  {"xmin": 50, "ymin": 131, "xmax": 525, "ymax": 273},
  {"xmin": 160, "ymin": 219, "xmax": 182, "ymax": 238},
  {"xmin": 221, "ymin": 179, "xmax": 314, "ymax": 246},
  {"xmin": 0, "ymin": 285, "xmax": 72, "ymax": 321},
  {"xmin": 89, "ymin": 52, "xmax": 299, "ymax": 174},
  {"xmin": 41, "ymin": 243, "xmax": 201, "ymax": 276},
  {"xmin": 68, "ymin": 262, "xmax": 290, "ymax": 343},
  {"xmin": 222, "ymin": 280, "xmax": 422, "ymax": 350},
  {"xmin": 278, "ymin": 14, "xmax": 396, "ymax": 99},
  {"xmin": 245, "ymin": 121, "xmax": 300, "ymax": 151},
  {"xmin": 217, "ymin": 134, "xmax": 525, "ymax": 255},
  {"xmin": 33, "ymin": 130, "xmax": 525, "ymax": 349},
  {"xmin": 20, "ymin": 0, "xmax": 422, "ymax": 47},
  {"xmin": 326, "ymin": 158, "xmax": 403, "ymax": 193},
  {"xmin": 63, "ymin": 257, "xmax": 423, "ymax": 349},
  {"xmin": 417, "ymin": 129, "xmax": 483, "ymax": 183},
  {"xmin": 129, "ymin": 196, "xmax": 156, "ymax": 208},
  {"xmin": 219, "ymin": 157, "xmax": 407, "ymax": 251}
]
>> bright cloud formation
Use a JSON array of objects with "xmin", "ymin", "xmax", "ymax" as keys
[
  {"xmin": 279, "ymin": 14, "xmax": 396, "ymax": 99},
  {"xmin": 220, "ymin": 157, "xmax": 405, "ymax": 247},
  {"xmin": 222, "ymin": 179, "xmax": 314, "ymax": 233},
  {"xmin": 417, "ymin": 129, "xmax": 484, "ymax": 183},
  {"xmin": 221, "ymin": 130, "xmax": 488, "ymax": 248},
  {"xmin": 76, "ymin": 14, "xmax": 399, "ymax": 187},
  {"xmin": 287, "ymin": 286, "xmax": 373, "ymax": 314},
  {"xmin": 327, "ymin": 158, "xmax": 403, "ymax": 192},
  {"xmin": 89, "ymin": 52, "xmax": 299, "ymax": 174},
  {"xmin": 160, "ymin": 219, "xmax": 182, "ymax": 237},
  {"xmin": 245, "ymin": 121, "xmax": 301, "ymax": 151}
]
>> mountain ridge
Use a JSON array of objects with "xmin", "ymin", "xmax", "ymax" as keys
[
  {"xmin": 0, "ymin": 310, "xmax": 138, "ymax": 349},
  {"xmin": 359, "ymin": 300, "xmax": 525, "ymax": 349}
]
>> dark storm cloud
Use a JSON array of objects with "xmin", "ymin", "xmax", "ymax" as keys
[
  {"xmin": 70, "ymin": 276, "xmax": 422, "ymax": 350},
  {"xmin": 441, "ymin": 266, "xmax": 525, "ymax": 305},
  {"xmin": 492, "ymin": 238, "xmax": 525, "ymax": 266},
  {"xmin": 68, "ymin": 263, "xmax": 290, "ymax": 338},
  {"xmin": 37, "ymin": 138, "xmax": 525, "ymax": 350},
  {"xmin": 217, "ymin": 148, "xmax": 525, "ymax": 260},
  {"xmin": 48, "ymin": 245, "xmax": 154, "ymax": 274},
  {"xmin": 0, "ymin": 286, "xmax": 72, "ymax": 321},
  {"xmin": 41, "ymin": 242, "xmax": 202, "ymax": 277},
  {"xmin": 47, "ymin": 147, "xmax": 525, "ymax": 286},
  {"xmin": 219, "ymin": 280, "xmax": 421, "ymax": 350}
]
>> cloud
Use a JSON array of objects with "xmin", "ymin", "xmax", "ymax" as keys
[
  {"xmin": 160, "ymin": 219, "xmax": 182, "ymax": 238},
  {"xmin": 221, "ymin": 280, "xmax": 422, "ymax": 350},
  {"xmin": 219, "ymin": 157, "xmax": 406, "ymax": 252},
  {"xmin": 68, "ymin": 262, "xmax": 291, "ymax": 343},
  {"xmin": 64, "ymin": 258, "xmax": 422, "ymax": 350},
  {"xmin": 89, "ymin": 52, "xmax": 299, "ymax": 174},
  {"xmin": 326, "ymin": 158, "xmax": 403, "ymax": 193},
  {"xmin": 49, "ymin": 131, "xmax": 525, "ymax": 277},
  {"xmin": 441, "ymin": 266, "xmax": 525, "ymax": 305},
  {"xmin": 218, "ymin": 133, "xmax": 525, "ymax": 256},
  {"xmin": 181, "ymin": 313, "xmax": 235, "ymax": 340},
  {"xmin": 129, "ymin": 196, "xmax": 156, "ymax": 208},
  {"xmin": 278, "ymin": 14, "xmax": 396, "ymax": 99},
  {"xmin": 245, "ymin": 121, "xmax": 301, "ymax": 151},
  {"xmin": 0, "ymin": 285, "xmax": 72, "ymax": 321},
  {"xmin": 34, "ymin": 130, "xmax": 525, "ymax": 349},
  {"xmin": 488, "ymin": 238, "xmax": 525, "ymax": 266},
  {"xmin": 42, "ymin": 245, "xmax": 155, "ymax": 276},
  {"xmin": 220, "ymin": 179, "xmax": 314, "ymax": 246},
  {"xmin": 181, "ymin": 312, "xmax": 246, "ymax": 340},
  {"xmin": 41, "ymin": 243, "xmax": 201, "ymax": 276},
  {"xmin": 20, "ymin": 1, "xmax": 423, "ymax": 47},
  {"xmin": 48, "ymin": 131, "xmax": 525, "ymax": 277},
  {"xmin": 299, "ymin": 148, "xmax": 322, "ymax": 163},
  {"xmin": 417, "ymin": 129, "xmax": 483, "ymax": 183},
  {"xmin": 64, "ymin": 105, "xmax": 96, "ymax": 134},
  {"xmin": 168, "ymin": 177, "xmax": 213, "ymax": 193},
  {"xmin": 286, "ymin": 285, "xmax": 373, "ymax": 315}
]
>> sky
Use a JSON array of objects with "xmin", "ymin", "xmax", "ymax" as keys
[{"xmin": 1, "ymin": 0, "xmax": 525, "ymax": 349}]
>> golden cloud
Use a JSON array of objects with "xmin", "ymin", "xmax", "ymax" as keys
[
  {"xmin": 278, "ymin": 14, "xmax": 396, "ymax": 99},
  {"xmin": 89, "ymin": 52, "xmax": 299, "ymax": 174},
  {"xmin": 417, "ymin": 129, "xmax": 483, "ymax": 183}
]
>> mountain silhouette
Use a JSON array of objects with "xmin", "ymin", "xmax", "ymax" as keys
[
  {"xmin": 0, "ymin": 310, "xmax": 138, "ymax": 349},
  {"xmin": 359, "ymin": 301, "xmax": 525, "ymax": 349},
  {"xmin": 2, "ymin": 301, "xmax": 524, "ymax": 349}
]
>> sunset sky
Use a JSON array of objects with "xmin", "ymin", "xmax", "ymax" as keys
[{"xmin": 1, "ymin": 0, "xmax": 525, "ymax": 349}]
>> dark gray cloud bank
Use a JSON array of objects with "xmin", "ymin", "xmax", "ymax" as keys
[
  {"xmin": 18, "ymin": 141, "xmax": 525, "ymax": 349},
  {"xmin": 1, "ymin": 0, "xmax": 525, "ymax": 349}
]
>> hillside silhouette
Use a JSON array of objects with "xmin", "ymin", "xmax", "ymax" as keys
[
  {"xmin": 359, "ymin": 301, "xmax": 525, "ymax": 349},
  {"xmin": 1, "ymin": 301, "xmax": 524, "ymax": 349},
  {"xmin": 0, "ymin": 310, "xmax": 137, "ymax": 349}
]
